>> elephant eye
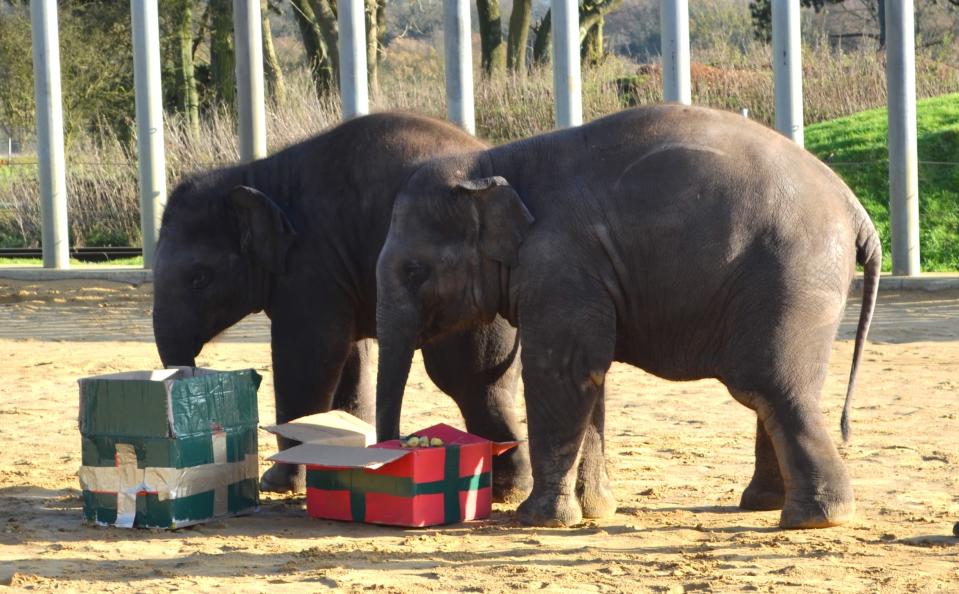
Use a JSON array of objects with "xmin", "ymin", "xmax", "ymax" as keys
[
  {"xmin": 191, "ymin": 268, "xmax": 212, "ymax": 291},
  {"xmin": 404, "ymin": 261, "xmax": 430, "ymax": 288}
]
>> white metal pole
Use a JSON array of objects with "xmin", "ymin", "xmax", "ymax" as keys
[
  {"xmin": 30, "ymin": 0, "xmax": 69, "ymax": 269},
  {"xmin": 660, "ymin": 0, "xmax": 691, "ymax": 104},
  {"xmin": 339, "ymin": 0, "xmax": 369, "ymax": 118},
  {"xmin": 772, "ymin": 0, "xmax": 804, "ymax": 146},
  {"xmin": 886, "ymin": 0, "xmax": 920, "ymax": 276},
  {"xmin": 443, "ymin": 0, "xmax": 475, "ymax": 134},
  {"xmin": 234, "ymin": 0, "xmax": 267, "ymax": 162},
  {"xmin": 551, "ymin": 0, "xmax": 582, "ymax": 127},
  {"xmin": 131, "ymin": 0, "xmax": 167, "ymax": 269}
]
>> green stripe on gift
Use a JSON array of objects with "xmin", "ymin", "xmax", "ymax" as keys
[
  {"xmin": 306, "ymin": 445, "xmax": 490, "ymax": 524},
  {"xmin": 82, "ymin": 477, "xmax": 258, "ymax": 529}
]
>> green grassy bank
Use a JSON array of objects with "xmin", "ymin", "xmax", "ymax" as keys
[{"xmin": 805, "ymin": 93, "xmax": 959, "ymax": 271}]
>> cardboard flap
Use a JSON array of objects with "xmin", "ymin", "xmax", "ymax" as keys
[
  {"xmin": 268, "ymin": 443, "xmax": 410, "ymax": 469},
  {"xmin": 261, "ymin": 411, "xmax": 375, "ymax": 447},
  {"xmin": 491, "ymin": 441, "xmax": 521, "ymax": 456}
]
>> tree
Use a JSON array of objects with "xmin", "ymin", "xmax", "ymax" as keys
[
  {"xmin": 532, "ymin": 0, "xmax": 622, "ymax": 65},
  {"xmin": 291, "ymin": 0, "xmax": 336, "ymax": 94},
  {"xmin": 476, "ymin": 0, "xmax": 505, "ymax": 75},
  {"xmin": 748, "ymin": 0, "xmax": 842, "ymax": 42},
  {"xmin": 507, "ymin": 0, "xmax": 532, "ymax": 73},
  {"xmin": 262, "ymin": 0, "xmax": 287, "ymax": 103},
  {"xmin": 170, "ymin": 0, "xmax": 199, "ymax": 135},
  {"xmin": 210, "ymin": 0, "xmax": 236, "ymax": 106}
]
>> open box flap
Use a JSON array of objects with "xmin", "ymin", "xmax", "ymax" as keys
[
  {"xmin": 262, "ymin": 410, "xmax": 375, "ymax": 447},
  {"xmin": 268, "ymin": 443, "xmax": 410, "ymax": 469},
  {"xmin": 491, "ymin": 441, "xmax": 521, "ymax": 455}
]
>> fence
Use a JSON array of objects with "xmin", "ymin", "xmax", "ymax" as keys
[{"xmin": 25, "ymin": 0, "xmax": 923, "ymax": 275}]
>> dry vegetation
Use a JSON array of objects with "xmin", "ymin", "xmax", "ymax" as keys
[{"xmin": 1, "ymin": 39, "xmax": 958, "ymax": 250}]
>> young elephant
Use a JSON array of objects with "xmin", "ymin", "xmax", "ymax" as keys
[
  {"xmin": 152, "ymin": 113, "xmax": 531, "ymax": 502},
  {"xmin": 374, "ymin": 105, "xmax": 881, "ymax": 529}
]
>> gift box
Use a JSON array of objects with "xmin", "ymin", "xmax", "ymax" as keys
[
  {"xmin": 265, "ymin": 414, "xmax": 518, "ymax": 527},
  {"xmin": 77, "ymin": 367, "xmax": 261, "ymax": 529}
]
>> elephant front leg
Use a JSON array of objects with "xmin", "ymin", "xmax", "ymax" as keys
[
  {"xmin": 260, "ymin": 312, "xmax": 355, "ymax": 494},
  {"xmin": 576, "ymin": 391, "xmax": 617, "ymax": 519},
  {"xmin": 516, "ymin": 310, "xmax": 615, "ymax": 527},
  {"xmin": 422, "ymin": 317, "xmax": 532, "ymax": 504},
  {"xmin": 740, "ymin": 417, "xmax": 786, "ymax": 511},
  {"xmin": 331, "ymin": 338, "xmax": 375, "ymax": 424}
]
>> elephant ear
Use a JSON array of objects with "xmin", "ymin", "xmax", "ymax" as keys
[
  {"xmin": 226, "ymin": 185, "xmax": 297, "ymax": 273},
  {"xmin": 455, "ymin": 176, "xmax": 534, "ymax": 267}
]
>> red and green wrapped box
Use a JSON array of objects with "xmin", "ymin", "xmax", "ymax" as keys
[
  {"xmin": 269, "ymin": 422, "xmax": 518, "ymax": 527},
  {"xmin": 77, "ymin": 367, "xmax": 261, "ymax": 529}
]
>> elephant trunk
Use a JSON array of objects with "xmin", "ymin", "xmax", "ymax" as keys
[
  {"xmin": 153, "ymin": 308, "xmax": 198, "ymax": 368},
  {"xmin": 375, "ymin": 303, "xmax": 420, "ymax": 441}
]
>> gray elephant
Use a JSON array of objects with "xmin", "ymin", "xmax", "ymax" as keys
[
  {"xmin": 373, "ymin": 105, "xmax": 881, "ymax": 529},
  {"xmin": 152, "ymin": 112, "xmax": 531, "ymax": 501}
]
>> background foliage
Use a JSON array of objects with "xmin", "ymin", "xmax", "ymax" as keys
[{"xmin": 0, "ymin": 0, "xmax": 958, "ymax": 269}]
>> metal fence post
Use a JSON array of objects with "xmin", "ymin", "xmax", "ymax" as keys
[
  {"xmin": 30, "ymin": 0, "xmax": 70, "ymax": 269},
  {"xmin": 339, "ymin": 0, "xmax": 369, "ymax": 118},
  {"xmin": 886, "ymin": 0, "xmax": 920, "ymax": 276},
  {"xmin": 551, "ymin": 0, "xmax": 583, "ymax": 127},
  {"xmin": 131, "ymin": 0, "xmax": 167, "ymax": 269},
  {"xmin": 443, "ymin": 0, "xmax": 475, "ymax": 134},
  {"xmin": 234, "ymin": 0, "xmax": 267, "ymax": 162},
  {"xmin": 660, "ymin": 0, "xmax": 691, "ymax": 104},
  {"xmin": 772, "ymin": 0, "xmax": 804, "ymax": 146}
]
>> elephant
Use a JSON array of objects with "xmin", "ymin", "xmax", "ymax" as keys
[
  {"xmin": 373, "ymin": 105, "xmax": 881, "ymax": 529},
  {"xmin": 152, "ymin": 112, "xmax": 532, "ymax": 502}
]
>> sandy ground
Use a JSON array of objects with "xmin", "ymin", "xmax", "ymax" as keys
[{"xmin": 0, "ymin": 278, "xmax": 957, "ymax": 593}]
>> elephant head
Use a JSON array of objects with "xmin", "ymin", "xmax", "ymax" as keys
[
  {"xmin": 153, "ymin": 180, "xmax": 296, "ymax": 368},
  {"xmin": 374, "ymin": 170, "xmax": 534, "ymax": 440}
]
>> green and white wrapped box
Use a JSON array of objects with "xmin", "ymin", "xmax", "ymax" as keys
[{"xmin": 77, "ymin": 367, "xmax": 261, "ymax": 529}]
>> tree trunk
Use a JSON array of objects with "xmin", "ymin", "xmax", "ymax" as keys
[
  {"xmin": 507, "ymin": 0, "xmax": 532, "ymax": 73},
  {"xmin": 533, "ymin": 0, "xmax": 621, "ymax": 66},
  {"xmin": 291, "ymin": 0, "xmax": 335, "ymax": 94},
  {"xmin": 261, "ymin": 0, "xmax": 287, "ymax": 103},
  {"xmin": 376, "ymin": 0, "xmax": 387, "ymax": 58},
  {"xmin": 309, "ymin": 0, "xmax": 340, "ymax": 74},
  {"xmin": 581, "ymin": 15, "xmax": 603, "ymax": 64},
  {"xmin": 532, "ymin": 11, "xmax": 551, "ymax": 65},
  {"xmin": 877, "ymin": 0, "xmax": 886, "ymax": 48},
  {"xmin": 209, "ymin": 0, "xmax": 235, "ymax": 107},
  {"xmin": 365, "ymin": 0, "xmax": 379, "ymax": 94},
  {"xmin": 173, "ymin": 0, "xmax": 200, "ymax": 135},
  {"xmin": 476, "ymin": 0, "xmax": 505, "ymax": 75}
]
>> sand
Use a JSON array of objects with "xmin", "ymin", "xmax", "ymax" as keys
[{"xmin": 0, "ymin": 279, "xmax": 957, "ymax": 593}]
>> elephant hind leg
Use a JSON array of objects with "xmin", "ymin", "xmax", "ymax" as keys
[
  {"xmin": 735, "ymin": 414, "xmax": 786, "ymax": 511},
  {"xmin": 761, "ymin": 396, "xmax": 854, "ymax": 528}
]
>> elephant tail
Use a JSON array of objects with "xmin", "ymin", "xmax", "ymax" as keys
[{"xmin": 842, "ymin": 221, "xmax": 882, "ymax": 442}]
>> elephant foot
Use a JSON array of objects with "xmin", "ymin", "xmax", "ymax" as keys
[
  {"xmin": 739, "ymin": 480, "xmax": 785, "ymax": 511},
  {"xmin": 516, "ymin": 492, "xmax": 583, "ymax": 527},
  {"xmin": 578, "ymin": 482, "xmax": 617, "ymax": 519},
  {"xmin": 259, "ymin": 463, "xmax": 305, "ymax": 494},
  {"xmin": 779, "ymin": 491, "xmax": 855, "ymax": 529},
  {"xmin": 493, "ymin": 473, "xmax": 533, "ymax": 504},
  {"xmin": 492, "ymin": 446, "xmax": 534, "ymax": 504}
]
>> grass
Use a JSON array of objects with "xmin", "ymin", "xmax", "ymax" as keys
[{"xmin": 805, "ymin": 93, "xmax": 959, "ymax": 272}]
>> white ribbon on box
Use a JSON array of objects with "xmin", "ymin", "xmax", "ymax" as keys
[{"xmin": 77, "ymin": 431, "xmax": 257, "ymax": 528}]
